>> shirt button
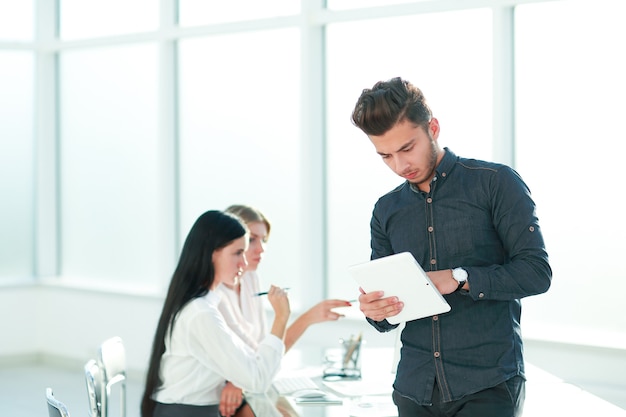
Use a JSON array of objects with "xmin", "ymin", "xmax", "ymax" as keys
[
  {"xmin": 427, "ymin": 197, "xmax": 433, "ymax": 203},
  {"xmin": 432, "ymin": 315, "xmax": 438, "ymax": 321},
  {"xmin": 434, "ymin": 352, "xmax": 440, "ymax": 358},
  {"xmin": 529, "ymin": 226, "xmax": 535, "ymax": 232},
  {"xmin": 428, "ymin": 226, "xmax": 434, "ymax": 232},
  {"xmin": 479, "ymin": 292, "xmax": 485, "ymax": 298},
  {"xmin": 430, "ymin": 259, "xmax": 436, "ymax": 265},
  {"xmin": 441, "ymin": 172, "xmax": 447, "ymax": 177}
]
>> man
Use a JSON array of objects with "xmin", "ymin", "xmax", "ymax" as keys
[{"xmin": 351, "ymin": 77, "xmax": 551, "ymax": 417}]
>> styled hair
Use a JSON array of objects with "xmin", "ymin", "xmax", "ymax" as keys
[
  {"xmin": 351, "ymin": 77, "xmax": 432, "ymax": 136},
  {"xmin": 140, "ymin": 210, "xmax": 247, "ymax": 417},
  {"xmin": 225, "ymin": 204, "xmax": 271, "ymax": 240}
]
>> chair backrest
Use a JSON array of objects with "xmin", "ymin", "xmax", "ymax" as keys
[
  {"xmin": 98, "ymin": 336, "xmax": 127, "ymax": 417},
  {"xmin": 46, "ymin": 388, "xmax": 71, "ymax": 417},
  {"xmin": 84, "ymin": 359, "xmax": 103, "ymax": 417}
]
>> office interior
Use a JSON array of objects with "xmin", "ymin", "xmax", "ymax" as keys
[{"xmin": 1, "ymin": 0, "xmax": 625, "ymax": 415}]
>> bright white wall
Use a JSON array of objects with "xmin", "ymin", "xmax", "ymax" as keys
[
  {"xmin": 0, "ymin": 286, "xmax": 161, "ymax": 373},
  {"xmin": 0, "ymin": 286, "xmax": 39, "ymax": 356}
]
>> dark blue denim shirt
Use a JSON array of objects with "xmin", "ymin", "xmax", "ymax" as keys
[{"xmin": 367, "ymin": 148, "xmax": 551, "ymax": 405}]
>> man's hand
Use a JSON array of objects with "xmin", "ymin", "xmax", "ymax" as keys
[
  {"xmin": 358, "ymin": 287, "xmax": 403, "ymax": 322},
  {"xmin": 426, "ymin": 270, "xmax": 467, "ymax": 295},
  {"xmin": 219, "ymin": 381, "xmax": 243, "ymax": 417}
]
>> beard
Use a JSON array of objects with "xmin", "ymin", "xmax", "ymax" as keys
[{"xmin": 408, "ymin": 137, "xmax": 439, "ymax": 189}]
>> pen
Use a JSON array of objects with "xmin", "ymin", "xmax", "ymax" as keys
[
  {"xmin": 254, "ymin": 287, "xmax": 290, "ymax": 296},
  {"xmin": 343, "ymin": 332, "xmax": 362, "ymax": 368}
]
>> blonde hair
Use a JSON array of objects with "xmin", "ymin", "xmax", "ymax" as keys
[{"xmin": 224, "ymin": 204, "xmax": 271, "ymax": 240}]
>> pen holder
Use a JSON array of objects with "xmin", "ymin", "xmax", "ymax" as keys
[{"xmin": 323, "ymin": 334, "xmax": 362, "ymax": 380}]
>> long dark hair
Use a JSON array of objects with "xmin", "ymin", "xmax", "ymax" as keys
[{"xmin": 140, "ymin": 210, "xmax": 247, "ymax": 417}]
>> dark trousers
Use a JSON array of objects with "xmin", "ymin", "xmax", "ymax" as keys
[
  {"xmin": 392, "ymin": 376, "xmax": 525, "ymax": 417},
  {"xmin": 154, "ymin": 402, "xmax": 220, "ymax": 417},
  {"xmin": 153, "ymin": 400, "xmax": 250, "ymax": 417}
]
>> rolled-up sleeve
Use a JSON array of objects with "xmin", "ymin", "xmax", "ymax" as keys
[{"xmin": 465, "ymin": 165, "xmax": 552, "ymax": 301}]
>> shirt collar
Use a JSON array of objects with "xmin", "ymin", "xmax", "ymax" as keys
[
  {"xmin": 436, "ymin": 147, "xmax": 457, "ymax": 179},
  {"xmin": 206, "ymin": 288, "xmax": 223, "ymax": 305},
  {"xmin": 409, "ymin": 147, "xmax": 457, "ymax": 193}
]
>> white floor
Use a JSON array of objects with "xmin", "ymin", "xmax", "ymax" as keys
[{"xmin": 0, "ymin": 363, "xmax": 143, "ymax": 417}]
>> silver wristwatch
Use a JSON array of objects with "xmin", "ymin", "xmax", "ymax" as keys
[{"xmin": 452, "ymin": 267, "xmax": 468, "ymax": 291}]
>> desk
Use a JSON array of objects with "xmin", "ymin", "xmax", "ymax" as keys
[{"xmin": 244, "ymin": 347, "xmax": 626, "ymax": 417}]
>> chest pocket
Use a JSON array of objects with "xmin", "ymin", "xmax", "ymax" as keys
[{"xmin": 438, "ymin": 215, "xmax": 478, "ymax": 256}]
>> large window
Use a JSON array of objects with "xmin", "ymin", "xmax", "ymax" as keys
[
  {"xmin": 327, "ymin": 0, "xmax": 430, "ymax": 10},
  {"xmin": 178, "ymin": 0, "xmax": 298, "ymax": 26},
  {"xmin": 0, "ymin": 0, "xmax": 33, "ymax": 41},
  {"xmin": 178, "ymin": 28, "xmax": 303, "ymax": 305},
  {"xmin": 1, "ymin": 0, "xmax": 625, "ymax": 349},
  {"xmin": 0, "ymin": 51, "xmax": 34, "ymax": 281},
  {"xmin": 59, "ymin": 44, "xmax": 161, "ymax": 288},
  {"xmin": 515, "ymin": 0, "xmax": 626, "ymax": 346},
  {"xmin": 59, "ymin": 0, "xmax": 158, "ymax": 40}
]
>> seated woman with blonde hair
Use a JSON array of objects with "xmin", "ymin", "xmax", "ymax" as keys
[{"xmin": 216, "ymin": 204, "xmax": 352, "ymax": 414}]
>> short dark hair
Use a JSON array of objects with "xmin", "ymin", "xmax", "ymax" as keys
[{"xmin": 351, "ymin": 77, "xmax": 432, "ymax": 136}]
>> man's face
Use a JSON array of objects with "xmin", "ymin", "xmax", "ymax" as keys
[{"xmin": 368, "ymin": 118, "xmax": 441, "ymax": 192}]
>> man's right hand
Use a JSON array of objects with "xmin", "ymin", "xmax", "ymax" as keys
[{"xmin": 358, "ymin": 287, "xmax": 404, "ymax": 322}]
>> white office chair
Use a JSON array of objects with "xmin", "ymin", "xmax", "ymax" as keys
[
  {"xmin": 46, "ymin": 388, "xmax": 71, "ymax": 417},
  {"xmin": 84, "ymin": 359, "xmax": 103, "ymax": 417},
  {"xmin": 98, "ymin": 336, "xmax": 127, "ymax": 417}
]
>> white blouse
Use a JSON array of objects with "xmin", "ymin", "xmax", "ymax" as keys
[
  {"xmin": 153, "ymin": 291, "xmax": 284, "ymax": 406},
  {"xmin": 216, "ymin": 270, "xmax": 269, "ymax": 349}
]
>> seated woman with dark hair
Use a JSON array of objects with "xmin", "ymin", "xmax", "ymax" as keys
[{"xmin": 141, "ymin": 210, "xmax": 290, "ymax": 417}]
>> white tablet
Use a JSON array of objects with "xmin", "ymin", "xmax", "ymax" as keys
[{"xmin": 349, "ymin": 252, "xmax": 451, "ymax": 324}]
